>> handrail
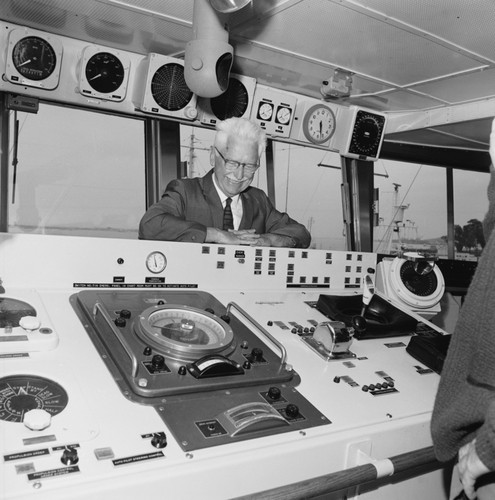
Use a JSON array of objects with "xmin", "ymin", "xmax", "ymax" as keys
[
  {"xmin": 226, "ymin": 301, "xmax": 288, "ymax": 368},
  {"xmin": 233, "ymin": 446, "xmax": 441, "ymax": 500}
]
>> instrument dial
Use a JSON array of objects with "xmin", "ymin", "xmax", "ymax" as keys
[
  {"xmin": 146, "ymin": 251, "xmax": 167, "ymax": 274},
  {"xmin": 348, "ymin": 110, "xmax": 386, "ymax": 158},
  {"xmin": 276, "ymin": 106, "xmax": 292, "ymax": 125},
  {"xmin": 12, "ymin": 36, "xmax": 57, "ymax": 81},
  {"xmin": 257, "ymin": 102, "xmax": 274, "ymax": 121},
  {"xmin": 302, "ymin": 104, "xmax": 336, "ymax": 144},
  {"xmin": 85, "ymin": 51, "xmax": 125, "ymax": 94},
  {"xmin": 0, "ymin": 375, "xmax": 68, "ymax": 423}
]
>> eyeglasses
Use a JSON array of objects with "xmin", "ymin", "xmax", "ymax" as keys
[{"xmin": 214, "ymin": 147, "xmax": 259, "ymax": 174}]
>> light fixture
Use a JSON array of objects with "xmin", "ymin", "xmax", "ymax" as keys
[{"xmin": 209, "ymin": 0, "xmax": 252, "ymax": 13}]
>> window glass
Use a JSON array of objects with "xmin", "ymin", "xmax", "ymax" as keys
[
  {"xmin": 180, "ymin": 125, "xmax": 346, "ymax": 250},
  {"xmin": 7, "ymin": 103, "xmax": 145, "ymax": 238},
  {"xmin": 271, "ymin": 143, "xmax": 345, "ymax": 250},
  {"xmin": 453, "ymin": 168, "xmax": 490, "ymax": 259},
  {"xmin": 373, "ymin": 160, "xmax": 447, "ymax": 255}
]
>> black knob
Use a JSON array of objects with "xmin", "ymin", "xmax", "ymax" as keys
[
  {"xmin": 151, "ymin": 432, "xmax": 167, "ymax": 449},
  {"xmin": 242, "ymin": 360, "xmax": 251, "ymax": 369},
  {"xmin": 114, "ymin": 317, "xmax": 126, "ymax": 328},
  {"xmin": 250, "ymin": 348, "xmax": 263, "ymax": 362},
  {"xmin": 120, "ymin": 309, "xmax": 131, "ymax": 319},
  {"xmin": 220, "ymin": 314, "xmax": 230, "ymax": 324},
  {"xmin": 267, "ymin": 387, "xmax": 281, "ymax": 400},
  {"xmin": 152, "ymin": 354, "xmax": 165, "ymax": 369},
  {"xmin": 285, "ymin": 404, "xmax": 300, "ymax": 419},
  {"xmin": 61, "ymin": 446, "xmax": 79, "ymax": 465},
  {"xmin": 205, "ymin": 308, "xmax": 215, "ymax": 314},
  {"xmin": 143, "ymin": 346, "xmax": 152, "ymax": 356},
  {"xmin": 178, "ymin": 365, "xmax": 187, "ymax": 375}
]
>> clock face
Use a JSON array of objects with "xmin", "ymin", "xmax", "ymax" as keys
[
  {"xmin": 85, "ymin": 51, "xmax": 125, "ymax": 94},
  {"xmin": 302, "ymin": 104, "xmax": 336, "ymax": 144},
  {"xmin": 12, "ymin": 36, "xmax": 57, "ymax": 81}
]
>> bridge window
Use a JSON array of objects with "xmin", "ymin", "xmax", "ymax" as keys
[{"xmin": 6, "ymin": 102, "xmax": 145, "ymax": 238}]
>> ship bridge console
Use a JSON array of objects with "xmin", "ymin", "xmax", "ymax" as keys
[{"xmin": 0, "ymin": 233, "xmax": 450, "ymax": 499}]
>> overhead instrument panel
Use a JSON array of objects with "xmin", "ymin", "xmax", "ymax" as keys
[
  {"xmin": 5, "ymin": 27, "xmax": 63, "ymax": 90},
  {"xmin": 250, "ymin": 84, "xmax": 297, "ymax": 138},
  {"xmin": 337, "ymin": 106, "xmax": 387, "ymax": 161},
  {"xmin": 78, "ymin": 46, "xmax": 130, "ymax": 101},
  {"xmin": 137, "ymin": 53, "xmax": 197, "ymax": 120},
  {"xmin": 198, "ymin": 74, "xmax": 256, "ymax": 126}
]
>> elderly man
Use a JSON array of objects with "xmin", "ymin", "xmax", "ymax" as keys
[{"xmin": 139, "ymin": 117, "xmax": 311, "ymax": 248}]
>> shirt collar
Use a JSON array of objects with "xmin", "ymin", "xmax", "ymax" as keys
[{"xmin": 212, "ymin": 173, "xmax": 240, "ymax": 205}]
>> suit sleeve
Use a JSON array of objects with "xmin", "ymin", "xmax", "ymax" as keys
[
  {"xmin": 257, "ymin": 192, "xmax": 311, "ymax": 248},
  {"xmin": 138, "ymin": 179, "xmax": 208, "ymax": 242}
]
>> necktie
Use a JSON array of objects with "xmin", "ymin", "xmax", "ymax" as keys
[{"xmin": 223, "ymin": 197, "xmax": 234, "ymax": 231}]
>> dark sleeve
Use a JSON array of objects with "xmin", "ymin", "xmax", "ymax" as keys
[
  {"xmin": 138, "ymin": 179, "xmax": 208, "ymax": 242},
  {"xmin": 431, "ymin": 228, "xmax": 495, "ymax": 468},
  {"xmin": 254, "ymin": 191, "xmax": 311, "ymax": 248}
]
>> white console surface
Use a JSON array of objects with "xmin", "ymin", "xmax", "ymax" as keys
[{"xmin": 0, "ymin": 234, "xmax": 447, "ymax": 500}]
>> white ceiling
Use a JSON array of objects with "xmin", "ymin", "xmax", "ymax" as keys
[{"xmin": 1, "ymin": 0, "xmax": 495, "ymax": 153}]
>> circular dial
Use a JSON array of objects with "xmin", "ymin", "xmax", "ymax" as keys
[
  {"xmin": 0, "ymin": 375, "xmax": 68, "ymax": 423},
  {"xmin": 85, "ymin": 51, "xmax": 125, "ymax": 94},
  {"xmin": 0, "ymin": 297, "xmax": 36, "ymax": 328},
  {"xmin": 137, "ymin": 304, "xmax": 234, "ymax": 361},
  {"xmin": 257, "ymin": 102, "xmax": 273, "ymax": 121},
  {"xmin": 348, "ymin": 111, "xmax": 385, "ymax": 157},
  {"xmin": 146, "ymin": 251, "xmax": 167, "ymax": 274},
  {"xmin": 276, "ymin": 106, "xmax": 292, "ymax": 125},
  {"xmin": 12, "ymin": 36, "xmax": 57, "ymax": 81},
  {"xmin": 302, "ymin": 104, "xmax": 336, "ymax": 144}
]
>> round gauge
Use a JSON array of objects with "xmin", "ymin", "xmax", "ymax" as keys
[
  {"xmin": 257, "ymin": 102, "xmax": 273, "ymax": 121},
  {"xmin": 12, "ymin": 36, "xmax": 57, "ymax": 81},
  {"xmin": 85, "ymin": 51, "xmax": 125, "ymax": 94},
  {"xmin": 137, "ymin": 304, "xmax": 235, "ymax": 361},
  {"xmin": 276, "ymin": 106, "xmax": 292, "ymax": 125},
  {"xmin": 146, "ymin": 251, "xmax": 167, "ymax": 274},
  {"xmin": 0, "ymin": 375, "xmax": 68, "ymax": 423},
  {"xmin": 302, "ymin": 104, "xmax": 336, "ymax": 144},
  {"xmin": 0, "ymin": 297, "xmax": 36, "ymax": 328},
  {"xmin": 348, "ymin": 111, "xmax": 386, "ymax": 157}
]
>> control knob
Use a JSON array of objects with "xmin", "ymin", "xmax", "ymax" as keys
[{"xmin": 61, "ymin": 446, "xmax": 79, "ymax": 465}]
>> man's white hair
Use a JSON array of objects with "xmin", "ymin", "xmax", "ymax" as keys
[{"xmin": 215, "ymin": 117, "xmax": 266, "ymax": 156}]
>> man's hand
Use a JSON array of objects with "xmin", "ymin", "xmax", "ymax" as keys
[
  {"xmin": 458, "ymin": 439, "xmax": 491, "ymax": 499},
  {"xmin": 206, "ymin": 228, "xmax": 296, "ymax": 247}
]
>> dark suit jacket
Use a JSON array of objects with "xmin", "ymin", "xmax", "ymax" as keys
[{"xmin": 139, "ymin": 170, "xmax": 311, "ymax": 247}]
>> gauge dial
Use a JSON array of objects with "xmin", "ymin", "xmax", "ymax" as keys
[
  {"xmin": 348, "ymin": 110, "xmax": 386, "ymax": 158},
  {"xmin": 276, "ymin": 106, "xmax": 292, "ymax": 125},
  {"xmin": 302, "ymin": 104, "xmax": 336, "ymax": 144},
  {"xmin": 0, "ymin": 375, "xmax": 68, "ymax": 423},
  {"xmin": 84, "ymin": 51, "xmax": 125, "ymax": 94},
  {"xmin": 12, "ymin": 36, "xmax": 57, "ymax": 81},
  {"xmin": 257, "ymin": 102, "xmax": 274, "ymax": 121},
  {"xmin": 146, "ymin": 251, "xmax": 167, "ymax": 274}
]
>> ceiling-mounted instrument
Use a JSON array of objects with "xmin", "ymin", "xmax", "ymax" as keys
[
  {"xmin": 5, "ymin": 28, "xmax": 63, "ymax": 90},
  {"xmin": 78, "ymin": 46, "xmax": 130, "ymax": 101},
  {"xmin": 198, "ymin": 74, "xmax": 256, "ymax": 125},
  {"xmin": 138, "ymin": 53, "xmax": 197, "ymax": 120}
]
